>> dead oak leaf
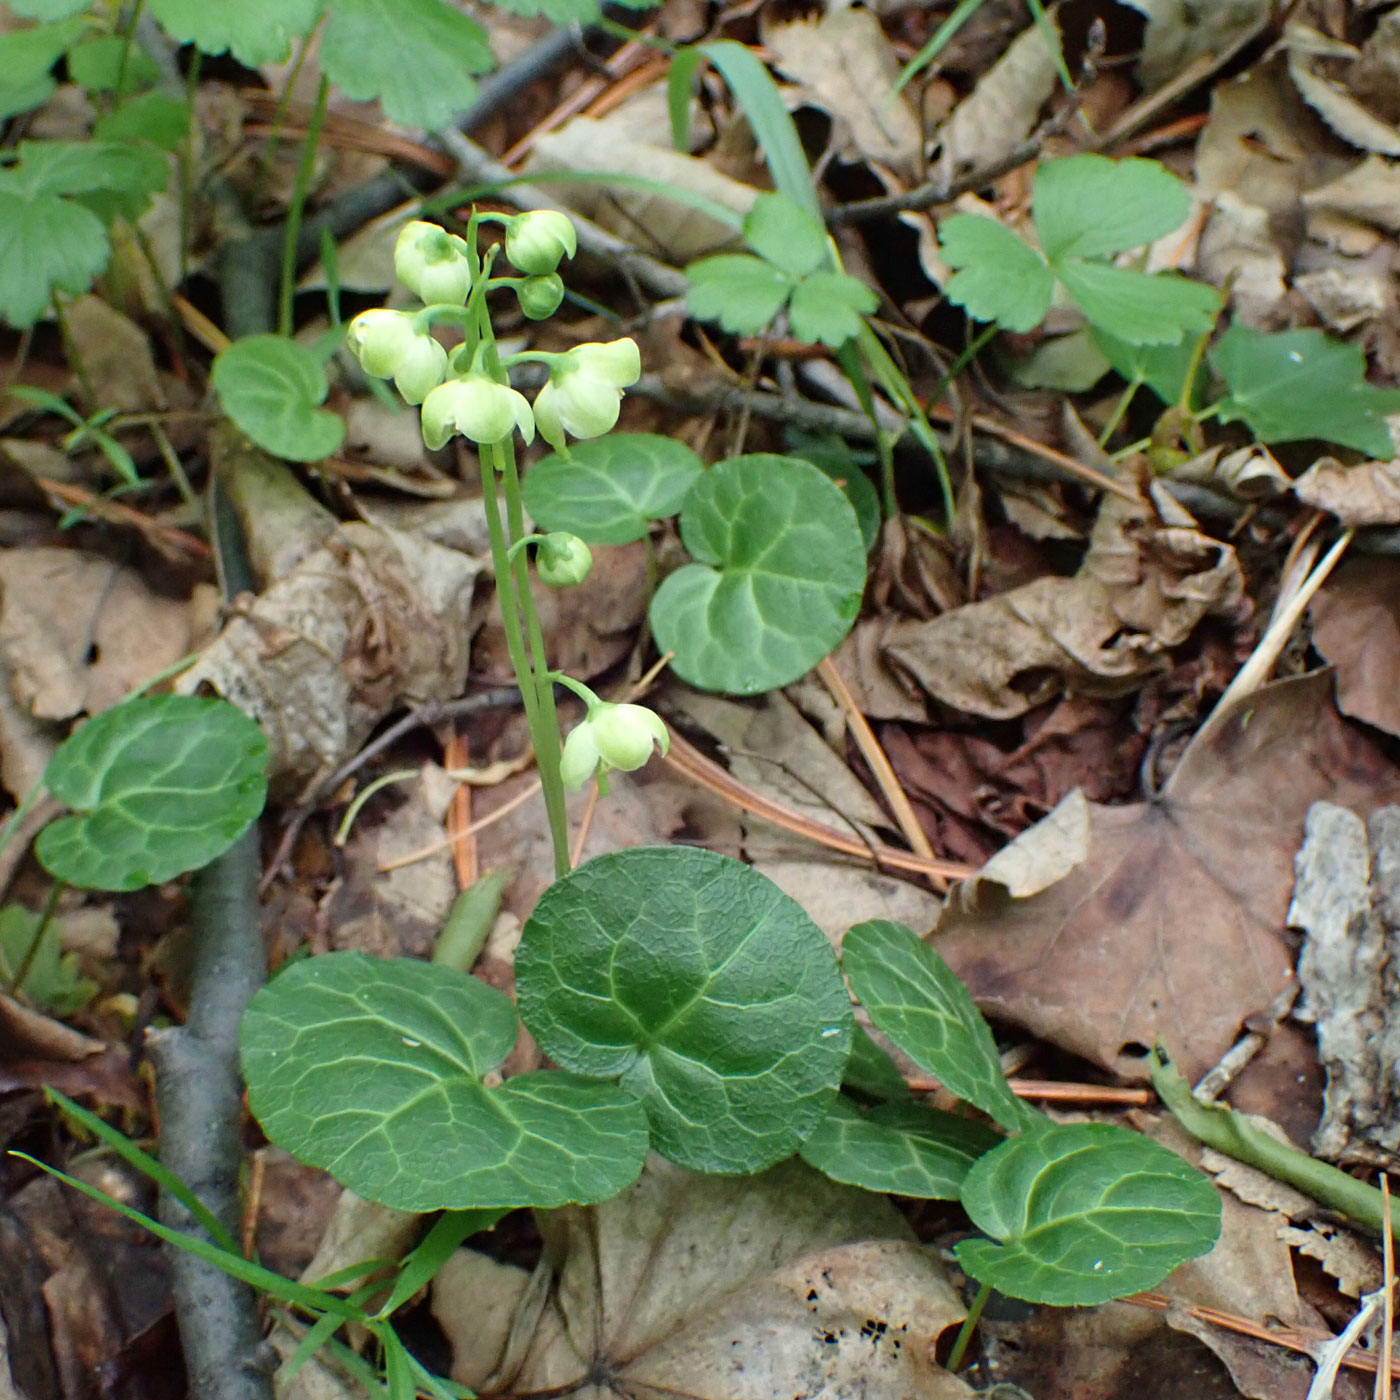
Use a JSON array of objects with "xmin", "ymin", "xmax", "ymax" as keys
[
  {"xmin": 1295, "ymin": 456, "xmax": 1400, "ymax": 525},
  {"xmin": 933, "ymin": 671, "xmax": 1400, "ymax": 1082}
]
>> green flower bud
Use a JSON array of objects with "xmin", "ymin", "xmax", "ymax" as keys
[
  {"xmin": 394, "ymin": 220, "xmax": 473, "ymax": 304},
  {"xmin": 559, "ymin": 701, "xmax": 668, "ymax": 790},
  {"xmin": 535, "ymin": 532, "xmax": 592, "ymax": 587},
  {"xmin": 504, "ymin": 210, "xmax": 577, "ymax": 276},
  {"xmin": 516, "ymin": 273, "xmax": 566, "ymax": 321},
  {"xmin": 532, "ymin": 338, "xmax": 642, "ymax": 450},
  {"xmin": 346, "ymin": 308, "xmax": 448, "ymax": 405},
  {"xmin": 420, "ymin": 374, "xmax": 535, "ymax": 450}
]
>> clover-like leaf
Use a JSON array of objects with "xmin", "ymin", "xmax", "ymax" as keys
[
  {"xmin": 0, "ymin": 904, "xmax": 98, "ymax": 1016},
  {"xmin": 241, "ymin": 952, "xmax": 650, "ymax": 1212},
  {"xmin": 799, "ymin": 1095, "xmax": 998, "ymax": 1199},
  {"xmin": 0, "ymin": 191, "xmax": 108, "ymax": 328},
  {"xmin": 742, "ymin": 191, "xmax": 829, "ymax": 280},
  {"xmin": 522, "ymin": 433, "xmax": 703, "ymax": 544},
  {"xmin": 788, "ymin": 270, "xmax": 878, "ymax": 348},
  {"xmin": 515, "ymin": 846, "xmax": 854, "ymax": 1175},
  {"xmin": 1056, "ymin": 259, "xmax": 1217, "ymax": 347},
  {"xmin": 955, "ymin": 1122, "xmax": 1222, "ymax": 1305},
  {"xmin": 685, "ymin": 254, "xmax": 793, "ymax": 336},
  {"xmin": 842, "ymin": 920, "xmax": 1031, "ymax": 1132},
  {"xmin": 1033, "ymin": 153, "xmax": 1192, "ymax": 262},
  {"xmin": 650, "ymin": 454, "xmax": 866, "ymax": 693},
  {"xmin": 212, "ymin": 334, "xmax": 345, "ymax": 462},
  {"xmin": 1210, "ymin": 324, "xmax": 1400, "ymax": 458},
  {"xmin": 35, "ymin": 695, "xmax": 268, "ymax": 892},
  {"xmin": 146, "ymin": 0, "xmax": 320, "ymax": 66},
  {"xmin": 938, "ymin": 214, "xmax": 1054, "ymax": 333}
]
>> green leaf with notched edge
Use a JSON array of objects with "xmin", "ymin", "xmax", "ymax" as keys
[
  {"xmin": 1210, "ymin": 324, "xmax": 1400, "ymax": 458},
  {"xmin": 841, "ymin": 920, "xmax": 1031, "ymax": 1132},
  {"xmin": 938, "ymin": 214, "xmax": 1054, "ymax": 333},
  {"xmin": 800, "ymin": 1094, "xmax": 998, "ymax": 1198},
  {"xmin": 521, "ymin": 433, "xmax": 703, "ymax": 544},
  {"xmin": 1032, "ymin": 153, "xmax": 1192, "ymax": 262},
  {"xmin": 0, "ymin": 17, "xmax": 85, "ymax": 119},
  {"xmin": 36, "ymin": 695, "xmax": 268, "ymax": 892},
  {"xmin": 649, "ymin": 454, "xmax": 866, "ymax": 694},
  {"xmin": 146, "ymin": 0, "xmax": 320, "ymax": 66},
  {"xmin": 742, "ymin": 191, "xmax": 829, "ymax": 280},
  {"xmin": 685, "ymin": 254, "xmax": 793, "ymax": 336},
  {"xmin": 0, "ymin": 192, "xmax": 108, "ymax": 328},
  {"xmin": 0, "ymin": 904, "xmax": 98, "ymax": 1016},
  {"xmin": 212, "ymin": 335, "xmax": 345, "ymax": 462},
  {"xmin": 1056, "ymin": 259, "xmax": 1218, "ymax": 348},
  {"xmin": 94, "ymin": 94, "xmax": 192, "ymax": 152},
  {"xmin": 955, "ymin": 1122, "xmax": 1222, "ymax": 1306},
  {"xmin": 515, "ymin": 846, "xmax": 854, "ymax": 1175},
  {"xmin": 788, "ymin": 270, "xmax": 878, "ymax": 348},
  {"xmin": 241, "ymin": 953, "xmax": 650, "ymax": 1212}
]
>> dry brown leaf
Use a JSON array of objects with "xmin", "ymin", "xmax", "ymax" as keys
[
  {"xmin": 1309, "ymin": 557, "xmax": 1400, "ymax": 737},
  {"xmin": 1123, "ymin": 0, "xmax": 1271, "ymax": 88},
  {"xmin": 1294, "ymin": 454, "xmax": 1400, "ymax": 524},
  {"xmin": 63, "ymin": 295, "xmax": 166, "ymax": 412},
  {"xmin": 1286, "ymin": 20, "xmax": 1400, "ymax": 156},
  {"xmin": 933, "ymin": 671, "xmax": 1400, "ymax": 1081}
]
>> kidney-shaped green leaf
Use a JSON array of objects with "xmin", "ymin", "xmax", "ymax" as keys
[
  {"xmin": 521, "ymin": 433, "xmax": 703, "ymax": 544},
  {"xmin": 212, "ymin": 334, "xmax": 345, "ymax": 462},
  {"xmin": 842, "ymin": 921, "xmax": 1030, "ymax": 1132},
  {"xmin": 650, "ymin": 454, "xmax": 865, "ymax": 694},
  {"xmin": 516, "ymin": 846, "xmax": 854, "ymax": 1175},
  {"xmin": 241, "ymin": 952, "xmax": 650, "ymax": 1212},
  {"xmin": 36, "ymin": 694, "xmax": 268, "ymax": 892},
  {"xmin": 955, "ymin": 1122, "xmax": 1222, "ymax": 1306}
]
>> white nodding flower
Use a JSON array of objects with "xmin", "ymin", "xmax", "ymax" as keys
[
  {"xmin": 346, "ymin": 308, "xmax": 448, "ymax": 405},
  {"xmin": 559, "ymin": 702, "xmax": 669, "ymax": 790},
  {"xmin": 504, "ymin": 210, "xmax": 578, "ymax": 276},
  {"xmin": 420, "ymin": 374, "xmax": 535, "ymax": 451},
  {"xmin": 532, "ymin": 338, "xmax": 641, "ymax": 450},
  {"xmin": 394, "ymin": 220, "xmax": 473, "ymax": 305}
]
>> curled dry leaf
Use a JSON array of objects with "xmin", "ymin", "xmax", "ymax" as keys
[
  {"xmin": 1294, "ymin": 454, "xmax": 1400, "ymax": 524},
  {"xmin": 1309, "ymin": 557, "xmax": 1400, "ymax": 737},
  {"xmin": 1285, "ymin": 16, "xmax": 1400, "ymax": 157}
]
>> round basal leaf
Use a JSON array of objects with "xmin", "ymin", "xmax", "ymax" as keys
[
  {"xmin": 212, "ymin": 334, "xmax": 345, "ymax": 462},
  {"xmin": 516, "ymin": 846, "xmax": 854, "ymax": 1175},
  {"xmin": 241, "ymin": 952, "xmax": 650, "ymax": 1212},
  {"xmin": 955, "ymin": 1122, "xmax": 1222, "ymax": 1306},
  {"xmin": 786, "ymin": 434, "xmax": 880, "ymax": 552},
  {"xmin": 842, "ymin": 921, "xmax": 1030, "ymax": 1132},
  {"xmin": 649, "ymin": 454, "xmax": 865, "ymax": 694},
  {"xmin": 35, "ymin": 694, "xmax": 268, "ymax": 892},
  {"xmin": 521, "ymin": 433, "xmax": 703, "ymax": 544},
  {"xmin": 799, "ymin": 1095, "xmax": 998, "ymax": 1199}
]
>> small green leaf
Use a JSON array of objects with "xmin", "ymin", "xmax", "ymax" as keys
[
  {"xmin": 36, "ymin": 695, "xmax": 268, "ymax": 892},
  {"xmin": 515, "ymin": 846, "xmax": 854, "ymax": 1175},
  {"xmin": 1056, "ymin": 260, "xmax": 1217, "ymax": 347},
  {"xmin": 685, "ymin": 254, "xmax": 793, "ymax": 335},
  {"xmin": 742, "ymin": 192, "xmax": 829, "ymax": 280},
  {"xmin": 841, "ymin": 920, "xmax": 1029, "ymax": 1132},
  {"xmin": 0, "ymin": 17, "xmax": 85, "ymax": 119},
  {"xmin": 955, "ymin": 1122, "xmax": 1222, "ymax": 1305},
  {"xmin": 94, "ymin": 93, "xmax": 192, "ymax": 152},
  {"xmin": 0, "ymin": 904, "xmax": 98, "ymax": 1015},
  {"xmin": 1210, "ymin": 324, "xmax": 1400, "ymax": 458},
  {"xmin": 1092, "ymin": 326, "xmax": 1202, "ymax": 407},
  {"xmin": 241, "ymin": 952, "xmax": 650, "ymax": 1212},
  {"xmin": 146, "ymin": 0, "xmax": 320, "ymax": 66},
  {"xmin": 521, "ymin": 433, "xmax": 703, "ymax": 544},
  {"xmin": 0, "ymin": 140, "xmax": 168, "ymax": 201},
  {"xmin": 938, "ymin": 215, "xmax": 1054, "ymax": 333},
  {"xmin": 1033, "ymin": 154, "xmax": 1192, "ymax": 262},
  {"xmin": 320, "ymin": 0, "xmax": 492, "ymax": 131},
  {"xmin": 67, "ymin": 34, "xmax": 162, "ymax": 94},
  {"xmin": 800, "ymin": 1094, "xmax": 998, "ymax": 1198},
  {"xmin": 788, "ymin": 270, "xmax": 878, "ymax": 348},
  {"xmin": 212, "ymin": 334, "xmax": 346, "ymax": 462},
  {"xmin": 650, "ymin": 454, "xmax": 866, "ymax": 693},
  {"xmin": 0, "ymin": 190, "xmax": 108, "ymax": 328}
]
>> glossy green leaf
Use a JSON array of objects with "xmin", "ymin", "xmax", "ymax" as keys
[
  {"xmin": 241, "ymin": 952, "xmax": 650, "ymax": 1211},
  {"xmin": 1056, "ymin": 260, "xmax": 1217, "ymax": 347},
  {"xmin": 786, "ymin": 433, "xmax": 880, "ymax": 552},
  {"xmin": 841, "ymin": 920, "xmax": 1029, "ymax": 1132},
  {"xmin": 1210, "ymin": 324, "xmax": 1400, "ymax": 458},
  {"xmin": 146, "ymin": 0, "xmax": 320, "ymax": 66},
  {"xmin": 0, "ymin": 904, "xmax": 98, "ymax": 1015},
  {"xmin": 788, "ymin": 271, "xmax": 878, "ymax": 348},
  {"xmin": 212, "ymin": 334, "xmax": 345, "ymax": 462},
  {"xmin": 515, "ymin": 846, "xmax": 854, "ymax": 1175},
  {"xmin": 521, "ymin": 433, "xmax": 703, "ymax": 544},
  {"xmin": 742, "ymin": 192, "xmax": 829, "ymax": 280},
  {"xmin": 955, "ymin": 1122, "xmax": 1222, "ymax": 1305},
  {"xmin": 938, "ymin": 215, "xmax": 1054, "ymax": 333},
  {"xmin": 36, "ymin": 695, "xmax": 268, "ymax": 892},
  {"xmin": 650, "ymin": 454, "xmax": 866, "ymax": 693},
  {"xmin": 685, "ymin": 254, "xmax": 792, "ymax": 335},
  {"xmin": 800, "ymin": 1094, "xmax": 998, "ymax": 1198},
  {"xmin": 842, "ymin": 1024, "xmax": 911, "ymax": 1102},
  {"xmin": 1033, "ymin": 154, "xmax": 1192, "ymax": 262}
]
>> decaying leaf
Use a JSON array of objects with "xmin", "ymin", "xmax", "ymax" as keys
[
  {"xmin": 933, "ymin": 672, "xmax": 1400, "ymax": 1081},
  {"xmin": 1309, "ymin": 558, "xmax": 1400, "ymax": 737},
  {"xmin": 1285, "ymin": 17, "xmax": 1400, "ymax": 157},
  {"xmin": 1294, "ymin": 455, "xmax": 1400, "ymax": 524},
  {"xmin": 1123, "ymin": 0, "xmax": 1272, "ymax": 89},
  {"xmin": 431, "ymin": 1157, "xmax": 972, "ymax": 1400}
]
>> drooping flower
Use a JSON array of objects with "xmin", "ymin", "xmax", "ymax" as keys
[
  {"xmin": 394, "ymin": 220, "xmax": 473, "ymax": 305},
  {"xmin": 346, "ymin": 308, "xmax": 448, "ymax": 405},
  {"xmin": 516, "ymin": 273, "xmax": 566, "ymax": 321},
  {"xmin": 420, "ymin": 373, "xmax": 535, "ymax": 450},
  {"xmin": 535, "ymin": 532, "xmax": 593, "ymax": 587},
  {"xmin": 504, "ymin": 210, "xmax": 577, "ymax": 276},
  {"xmin": 559, "ymin": 701, "xmax": 668, "ymax": 790},
  {"xmin": 532, "ymin": 338, "xmax": 641, "ymax": 450}
]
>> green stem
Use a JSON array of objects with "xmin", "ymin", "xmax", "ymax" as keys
[
  {"xmin": 110, "ymin": 0, "xmax": 144, "ymax": 113},
  {"xmin": 944, "ymin": 1280, "xmax": 991, "ymax": 1372},
  {"xmin": 10, "ymin": 882, "xmax": 66, "ymax": 997},
  {"xmin": 278, "ymin": 73, "xmax": 329, "ymax": 339},
  {"xmin": 1097, "ymin": 376, "xmax": 1143, "ymax": 448},
  {"xmin": 178, "ymin": 49, "xmax": 201, "ymax": 284}
]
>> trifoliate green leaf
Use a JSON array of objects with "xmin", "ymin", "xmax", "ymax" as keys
[
  {"xmin": 788, "ymin": 270, "xmax": 878, "ymax": 348},
  {"xmin": 0, "ymin": 191, "xmax": 108, "ymax": 327},
  {"xmin": 1033, "ymin": 153, "xmax": 1192, "ymax": 262},
  {"xmin": 938, "ymin": 214, "xmax": 1054, "ymax": 333},
  {"xmin": 212, "ymin": 335, "xmax": 346, "ymax": 462},
  {"xmin": 742, "ymin": 192, "xmax": 830, "ymax": 280},
  {"xmin": 145, "ymin": 0, "xmax": 320, "ymax": 66},
  {"xmin": 1210, "ymin": 324, "xmax": 1400, "ymax": 458},
  {"xmin": 1056, "ymin": 259, "xmax": 1218, "ymax": 347},
  {"xmin": 0, "ymin": 904, "xmax": 98, "ymax": 1016},
  {"xmin": 0, "ymin": 17, "xmax": 85, "ymax": 119},
  {"xmin": 685, "ymin": 254, "xmax": 793, "ymax": 336}
]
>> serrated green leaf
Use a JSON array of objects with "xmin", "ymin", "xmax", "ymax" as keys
[
  {"xmin": 1056, "ymin": 259, "xmax": 1218, "ymax": 347},
  {"xmin": 241, "ymin": 952, "xmax": 650, "ymax": 1211},
  {"xmin": 788, "ymin": 270, "xmax": 878, "ymax": 348},
  {"xmin": 800, "ymin": 1094, "xmax": 998, "ymax": 1198},
  {"xmin": 685, "ymin": 254, "xmax": 793, "ymax": 336},
  {"xmin": 94, "ymin": 93, "xmax": 192, "ymax": 152},
  {"xmin": 938, "ymin": 214, "xmax": 1054, "ymax": 333},
  {"xmin": 0, "ymin": 904, "xmax": 98, "ymax": 1015},
  {"xmin": 742, "ymin": 192, "xmax": 829, "ymax": 280},
  {"xmin": 0, "ymin": 190, "xmax": 108, "ymax": 327},
  {"xmin": 841, "ymin": 920, "xmax": 1030, "ymax": 1132},
  {"xmin": 955, "ymin": 1122, "xmax": 1222, "ymax": 1305},
  {"xmin": 1092, "ymin": 326, "xmax": 1201, "ymax": 406},
  {"xmin": 0, "ymin": 17, "xmax": 85, "ymax": 119},
  {"xmin": 36, "ymin": 695, "xmax": 268, "ymax": 892},
  {"xmin": 515, "ymin": 846, "xmax": 854, "ymax": 1175},
  {"xmin": 1033, "ymin": 154, "xmax": 1192, "ymax": 262},
  {"xmin": 1210, "ymin": 324, "xmax": 1400, "ymax": 458},
  {"xmin": 212, "ymin": 334, "xmax": 345, "ymax": 462},
  {"xmin": 649, "ymin": 454, "xmax": 866, "ymax": 693},
  {"xmin": 146, "ymin": 0, "xmax": 320, "ymax": 66},
  {"xmin": 521, "ymin": 433, "xmax": 703, "ymax": 545},
  {"xmin": 0, "ymin": 140, "xmax": 169, "ymax": 200},
  {"xmin": 67, "ymin": 34, "xmax": 161, "ymax": 94},
  {"xmin": 321, "ymin": 0, "xmax": 491, "ymax": 131}
]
